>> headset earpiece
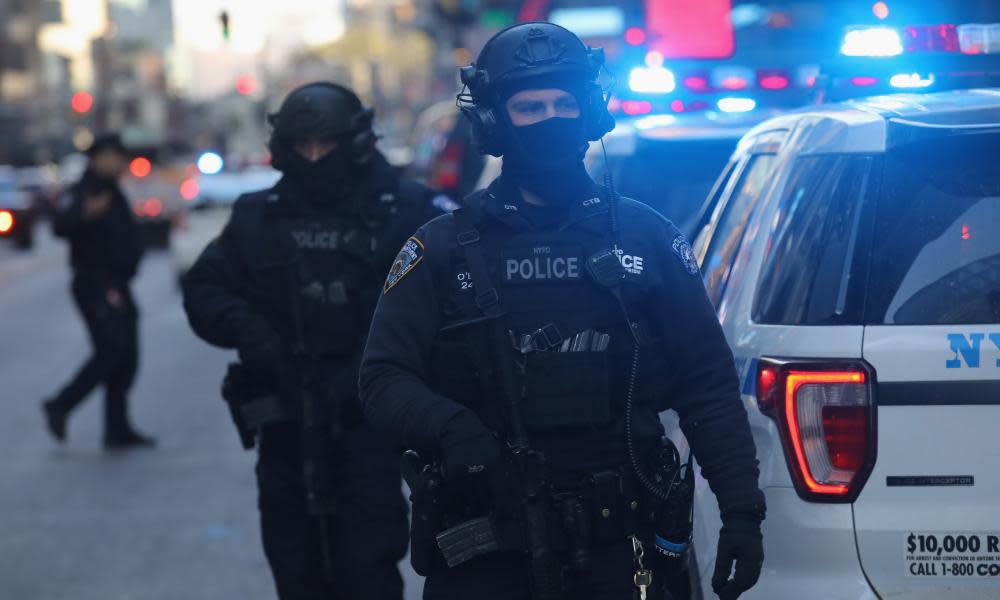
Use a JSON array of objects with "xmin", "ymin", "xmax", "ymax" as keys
[{"xmin": 583, "ymin": 81, "xmax": 615, "ymax": 141}]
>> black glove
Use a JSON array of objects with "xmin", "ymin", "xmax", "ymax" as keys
[
  {"xmin": 712, "ymin": 514, "xmax": 764, "ymax": 600},
  {"xmin": 439, "ymin": 411, "xmax": 502, "ymax": 485}
]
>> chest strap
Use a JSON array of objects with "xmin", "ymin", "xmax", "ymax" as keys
[{"xmin": 453, "ymin": 207, "xmax": 504, "ymax": 319}]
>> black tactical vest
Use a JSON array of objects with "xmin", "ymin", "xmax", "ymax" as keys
[{"xmin": 429, "ymin": 190, "xmax": 667, "ymax": 477}]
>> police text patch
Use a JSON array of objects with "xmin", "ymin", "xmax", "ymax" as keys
[
  {"xmin": 671, "ymin": 235, "xmax": 699, "ymax": 276},
  {"xmin": 501, "ymin": 245, "xmax": 582, "ymax": 284},
  {"xmin": 384, "ymin": 237, "xmax": 424, "ymax": 293}
]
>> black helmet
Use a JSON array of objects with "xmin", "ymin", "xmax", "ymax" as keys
[
  {"xmin": 458, "ymin": 22, "xmax": 614, "ymax": 156},
  {"xmin": 267, "ymin": 82, "xmax": 376, "ymax": 169}
]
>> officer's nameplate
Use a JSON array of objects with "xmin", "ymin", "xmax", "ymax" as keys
[{"xmin": 501, "ymin": 244, "xmax": 583, "ymax": 284}]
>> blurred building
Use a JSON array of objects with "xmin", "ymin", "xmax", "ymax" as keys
[
  {"xmin": 0, "ymin": 0, "xmax": 70, "ymax": 164},
  {"xmin": 91, "ymin": 0, "xmax": 176, "ymax": 147}
]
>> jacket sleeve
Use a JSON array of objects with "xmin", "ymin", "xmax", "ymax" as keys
[
  {"xmin": 52, "ymin": 187, "xmax": 89, "ymax": 239},
  {"xmin": 359, "ymin": 218, "xmax": 468, "ymax": 451},
  {"xmin": 181, "ymin": 202, "xmax": 274, "ymax": 350},
  {"xmin": 650, "ymin": 221, "xmax": 765, "ymax": 515}
]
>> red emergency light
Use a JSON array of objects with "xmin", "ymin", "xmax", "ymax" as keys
[{"xmin": 646, "ymin": 0, "xmax": 734, "ymax": 59}]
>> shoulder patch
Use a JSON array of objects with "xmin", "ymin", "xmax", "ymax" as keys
[
  {"xmin": 384, "ymin": 236, "xmax": 425, "ymax": 293},
  {"xmin": 671, "ymin": 234, "xmax": 700, "ymax": 276}
]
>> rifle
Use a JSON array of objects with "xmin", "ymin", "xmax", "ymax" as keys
[
  {"xmin": 287, "ymin": 266, "xmax": 341, "ymax": 584},
  {"xmin": 436, "ymin": 208, "xmax": 563, "ymax": 599}
]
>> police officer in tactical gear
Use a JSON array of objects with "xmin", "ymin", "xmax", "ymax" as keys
[
  {"xmin": 44, "ymin": 133, "xmax": 154, "ymax": 448},
  {"xmin": 183, "ymin": 82, "xmax": 437, "ymax": 600},
  {"xmin": 360, "ymin": 23, "xmax": 766, "ymax": 600}
]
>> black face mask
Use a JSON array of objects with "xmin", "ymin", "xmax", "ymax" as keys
[
  {"xmin": 281, "ymin": 146, "xmax": 355, "ymax": 203},
  {"xmin": 503, "ymin": 117, "xmax": 590, "ymax": 207}
]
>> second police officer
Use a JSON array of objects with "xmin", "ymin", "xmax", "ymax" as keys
[
  {"xmin": 183, "ymin": 82, "xmax": 439, "ymax": 600},
  {"xmin": 361, "ymin": 23, "xmax": 765, "ymax": 600}
]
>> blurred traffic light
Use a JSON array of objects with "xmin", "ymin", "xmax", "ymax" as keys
[
  {"xmin": 236, "ymin": 74, "xmax": 257, "ymax": 96},
  {"xmin": 129, "ymin": 157, "xmax": 152, "ymax": 178},
  {"xmin": 71, "ymin": 91, "xmax": 93, "ymax": 114},
  {"xmin": 873, "ymin": 2, "xmax": 890, "ymax": 21},
  {"xmin": 219, "ymin": 10, "xmax": 230, "ymax": 40}
]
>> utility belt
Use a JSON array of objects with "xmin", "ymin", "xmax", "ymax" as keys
[{"xmin": 403, "ymin": 438, "xmax": 694, "ymax": 579}]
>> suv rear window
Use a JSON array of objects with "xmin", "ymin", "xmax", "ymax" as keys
[{"xmin": 867, "ymin": 132, "xmax": 1000, "ymax": 325}]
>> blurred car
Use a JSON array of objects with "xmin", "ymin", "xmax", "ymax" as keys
[
  {"xmin": 407, "ymin": 100, "xmax": 486, "ymax": 202},
  {"xmin": 474, "ymin": 111, "xmax": 776, "ymax": 235},
  {"xmin": 15, "ymin": 165, "xmax": 60, "ymax": 218},
  {"xmin": 0, "ymin": 166, "xmax": 36, "ymax": 249},
  {"xmin": 686, "ymin": 89, "xmax": 1000, "ymax": 600},
  {"xmin": 170, "ymin": 166, "xmax": 281, "ymax": 281}
]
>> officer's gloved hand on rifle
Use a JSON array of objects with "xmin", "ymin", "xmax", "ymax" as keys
[
  {"xmin": 712, "ymin": 506, "xmax": 765, "ymax": 600},
  {"xmin": 237, "ymin": 320, "xmax": 291, "ymax": 390},
  {"xmin": 440, "ymin": 411, "xmax": 502, "ymax": 489}
]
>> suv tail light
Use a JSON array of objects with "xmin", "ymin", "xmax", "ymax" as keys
[{"xmin": 757, "ymin": 359, "xmax": 877, "ymax": 502}]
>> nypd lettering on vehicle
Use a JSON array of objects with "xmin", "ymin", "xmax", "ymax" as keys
[
  {"xmin": 947, "ymin": 333, "xmax": 1000, "ymax": 369},
  {"xmin": 503, "ymin": 245, "xmax": 580, "ymax": 283}
]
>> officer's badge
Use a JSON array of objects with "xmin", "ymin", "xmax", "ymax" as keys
[
  {"xmin": 671, "ymin": 235, "xmax": 700, "ymax": 276},
  {"xmin": 384, "ymin": 237, "xmax": 425, "ymax": 293}
]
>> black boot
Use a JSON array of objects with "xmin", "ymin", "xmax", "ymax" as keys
[
  {"xmin": 42, "ymin": 400, "xmax": 68, "ymax": 442},
  {"xmin": 103, "ymin": 427, "xmax": 157, "ymax": 449}
]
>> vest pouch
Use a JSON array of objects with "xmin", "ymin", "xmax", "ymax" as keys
[{"xmin": 522, "ymin": 349, "xmax": 612, "ymax": 429}]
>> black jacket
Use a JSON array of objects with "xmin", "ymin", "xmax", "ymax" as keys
[
  {"xmin": 182, "ymin": 156, "xmax": 441, "ymax": 392},
  {"xmin": 53, "ymin": 169, "xmax": 144, "ymax": 281},
  {"xmin": 359, "ymin": 175, "xmax": 764, "ymax": 513}
]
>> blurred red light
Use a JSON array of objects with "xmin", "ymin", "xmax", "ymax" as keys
[
  {"xmin": 621, "ymin": 100, "xmax": 653, "ymax": 115},
  {"xmin": 721, "ymin": 76, "xmax": 747, "ymax": 90},
  {"xmin": 647, "ymin": 0, "xmax": 734, "ymax": 58},
  {"xmin": 671, "ymin": 100, "xmax": 685, "ymax": 112},
  {"xmin": 625, "ymin": 27, "xmax": 646, "ymax": 46},
  {"xmin": 872, "ymin": 2, "xmax": 889, "ymax": 20},
  {"xmin": 806, "ymin": 75, "xmax": 818, "ymax": 87},
  {"xmin": 0, "ymin": 210, "xmax": 13, "ymax": 233},
  {"xmin": 851, "ymin": 77, "xmax": 878, "ymax": 86},
  {"xmin": 180, "ymin": 178, "xmax": 200, "ymax": 201},
  {"xmin": 962, "ymin": 224, "xmax": 971, "ymax": 241},
  {"xmin": 904, "ymin": 24, "xmax": 959, "ymax": 53},
  {"xmin": 236, "ymin": 73, "xmax": 258, "ymax": 96},
  {"xmin": 144, "ymin": 198, "xmax": 163, "ymax": 218},
  {"xmin": 759, "ymin": 72, "xmax": 790, "ymax": 90},
  {"xmin": 129, "ymin": 157, "xmax": 152, "ymax": 178},
  {"xmin": 683, "ymin": 76, "xmax": 710, "ymax": 92},
  {"xmin": 71, "ymin": 91, "xmax": 93, "ymax": 114}
]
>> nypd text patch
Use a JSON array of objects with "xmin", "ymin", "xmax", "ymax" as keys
[
  {"xmin": 384, "ymin": 237, "xmax": 424, "ymax": 293},
  {"xmin": 671, "ymin": 235, "xmax": 699, "ymax": 276}
]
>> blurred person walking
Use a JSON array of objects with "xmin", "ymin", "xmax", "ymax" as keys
[
  {"xmin": 183, "ymin": 82, "xmax": 439, "ymax": 600},
  {"xmin": 43, "ymin": 133, "xmax": 155, "ymax": 448}
]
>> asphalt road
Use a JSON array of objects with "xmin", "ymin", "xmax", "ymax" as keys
[{"xmin": 0, "ymin": 226, "xmax": 422, "ymax": 600}]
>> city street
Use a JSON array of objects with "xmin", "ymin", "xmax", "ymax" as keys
[{"xmin": 0, "ymin": 227, "xmax": 422, "ymax": 600}]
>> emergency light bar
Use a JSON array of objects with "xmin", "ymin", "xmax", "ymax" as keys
[{"xmin": 841, "ymin": 23, "xmax": 1000, "ymax": 57}]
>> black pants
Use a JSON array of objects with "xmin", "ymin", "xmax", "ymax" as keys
[
  {"xmin": 256, "ymin": 421, "xmax": 408, "ymax": 600},
  {"xmin": 51, "ymin": 274, "xmax": 138, "ymax": 434},
  {"xmin": 423, "ymin": 540, "xmax": 688, "ymax": 600}
]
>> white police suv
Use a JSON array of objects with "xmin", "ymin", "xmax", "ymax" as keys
[{"xmin": 687, "ymin": 89, "xmax": 1000, "ymax": 599}]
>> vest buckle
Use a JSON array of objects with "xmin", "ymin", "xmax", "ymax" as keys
[
  {"xmin": 457, "ymin": 229, "xmax": 480, "ymax": 246},
  {"xmin": 475, "ymin": 288, "xmax": 500, "ymax": 310}
]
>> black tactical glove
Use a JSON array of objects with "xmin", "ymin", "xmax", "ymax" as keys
[
  {"xmin": 439, "ymin": 411, "xmax": 502, "ymax": 485},
  {"xmin": 712, "ymin": 512, "xmax": 764, "ymax": 600}
]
